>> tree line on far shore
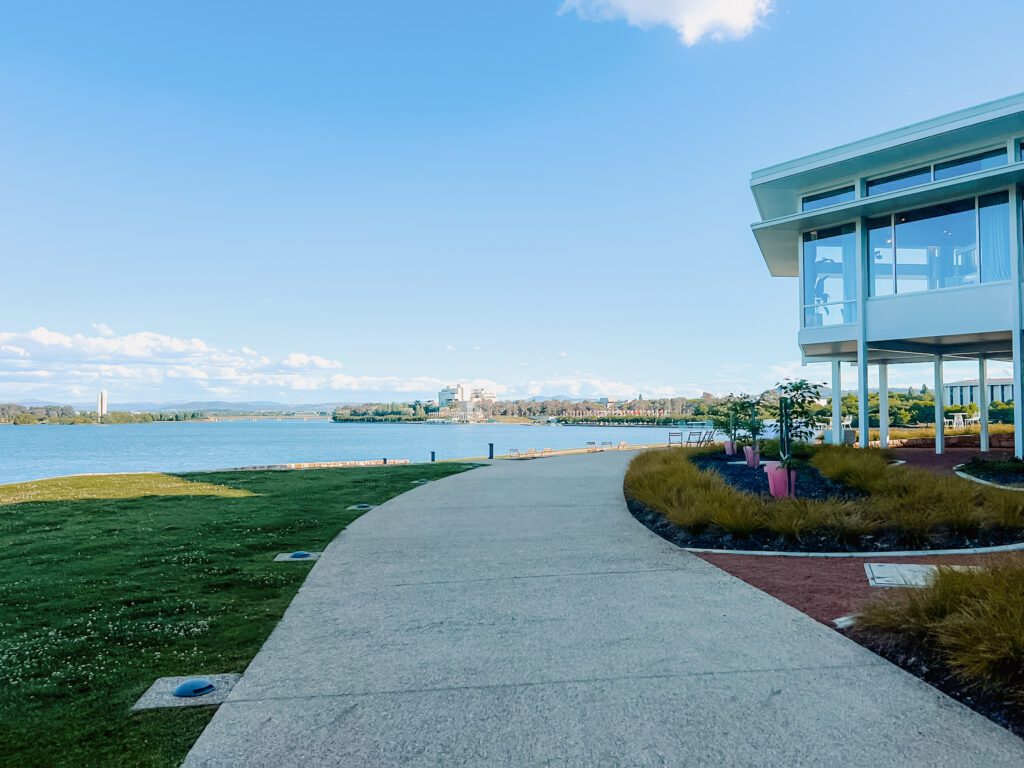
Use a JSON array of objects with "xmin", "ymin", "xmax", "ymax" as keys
[
  {"xmin": 333, "ymin": 388, "xmax": 1017, "ymax": 428},
  {"xmin": 0, "ymin": 404, "xmax": 207, "ymax": 425}
]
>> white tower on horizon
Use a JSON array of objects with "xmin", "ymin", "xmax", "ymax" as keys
[{"xmin": 97, "ymin": 390, "xmax": 108, "ymax": 419}]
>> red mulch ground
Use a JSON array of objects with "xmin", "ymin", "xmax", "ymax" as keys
[
  {"xmin": 696, "ymin": 552, "xmax": 1009, "ymax": 625},
  {"xmin": 890, "ymin": 446, "xmax": 1014, "ymax": 476}
]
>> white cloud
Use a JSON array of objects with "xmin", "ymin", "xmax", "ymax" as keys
[
  {"xmin": 0, "ymin": 326, "xmax": 427, "ymax": 401},
  {"xmin": 445, "ymin": 344, "xmax": 456, "ymax": 351},
  {"xmin": 91, "ymin": 322, "xmax": 115, "ymax": 337},
  {"xmin": 561, "ymin": 0, "xmax": 773, "ymax": 45},
  {"xmin": 0, "ymin": 325, "xmax": 835, "ymax": 405},
  {"xmin": 525, "ymin": 375, "xmax": 682, "ymax": 399},
  {"xmin": 557, "ymin": 351, "xmax": 568, "ymax": 358},
  {"xmin": 281, "ymin": 352, "xmax": 344, "ymax": 370},
  {"xmin": 26, "ymin": 327, "xmax": 73, "ymax": 347}
]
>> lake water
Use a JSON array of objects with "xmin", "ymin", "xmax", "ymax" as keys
[{"xmin": 0, "ymin": 421, "xmax": 693, "ymax": 485}]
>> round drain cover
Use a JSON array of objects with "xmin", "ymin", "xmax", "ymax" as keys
[{"xmin": 173, "ymin": 678, "xmax": 216, "ymax": 698}]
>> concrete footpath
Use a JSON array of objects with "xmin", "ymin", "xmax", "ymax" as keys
[{"xmin": 184, "ymin": 452, "xmax": 1024, "ymax": 767}]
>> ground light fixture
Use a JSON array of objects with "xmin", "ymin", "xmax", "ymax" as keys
[
  {"xmin": 173, "ymin": 678, "xmax": 216, "ymax": 698},
  {"xmin": 273, "ymin": 550, "xmax": 321, "ymax": 562}
]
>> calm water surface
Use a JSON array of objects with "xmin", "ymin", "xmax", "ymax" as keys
[{"xmin": 0, "ymin": 421, "xmax": 688, "ymax": 484}]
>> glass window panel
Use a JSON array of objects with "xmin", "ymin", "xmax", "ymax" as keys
[
  {"xmin": 934, "ymin": 148, "xmax": 1007, "ymax": 181},
  {"xmin": 866, "ymin": 167, "xmax": 931, "ymax": 196},
  {"xmin": 979, "ymin": 191, "xmax": 1011, "ymax": 282},
  {"xmin": 867, "ymin": 215, "xmax": 895, "ymax": 296},
  {"xmin": 802, "ymin": 185, "xmax": 855, "ymax": 212},
  {"xmin": 894, "ymin": 198, "xmax": 977, "ymax": 293},
  {"xmin": 802, "ymin": 223, "xmax": 857, "ymax": 327},
  {"xmin": 803, "ymin": 302, "xmax": 857, "ymax": 328}
]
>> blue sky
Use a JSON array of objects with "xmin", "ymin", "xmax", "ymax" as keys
[{"xmin": 2, "ymin": 0, "xmax": 1021, "ymax": 405}]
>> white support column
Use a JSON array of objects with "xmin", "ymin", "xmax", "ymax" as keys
[
  {"xmin": 934, "ymin": 356, "xmax": 945, "ymax": 455},
  {"xmin": 831, "ymin": 359, "xmax": 843, "ymax": 446},
  {"xmin": 1014, "ymin": 331, "xmax": 1024, "ymax": 459},
  {"xmin": 857, "ymin": 344, "xmax": 869, "ymax": 448},
  {"xmin": 1010, "ymin": 184, "xmax": 1022, "ymax": 459},
  {"xmin": 855, "ymin": 216, "xmax": 869, "ymax": 449},
  {"xmin": 878, "ymin": 363, "xmax": 889, "ymax": 449},
  {"xmin": 979, "ymin": 357, "xmax": 990, "ymax": 453}
]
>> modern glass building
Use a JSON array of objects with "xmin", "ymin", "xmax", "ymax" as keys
[{"xmin": 750, "ymin": 93, "xmax": 1024, "ymax": 457}]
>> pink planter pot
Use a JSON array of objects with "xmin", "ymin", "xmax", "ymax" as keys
[
  {"xmin": 764, "ymin": 461, "xmax": 796, "ymax": 498},
  {"xmin": 743, "ymin": 446, "xmax": 760, "ymax": 468},
  {"xmin": 723, "ymin": 440, "xmax": 736, "ymax": 456}
]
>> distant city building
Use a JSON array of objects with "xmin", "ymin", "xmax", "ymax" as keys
[
  {"xmin": 470, "ymin": 388, "xmax": 496, "ymax": 403},
  {"xmin": 946, "ymin": 378, "xmax": 1014, "ymax": 407},
  {"xmin": 438, "ymin": 385, "xmax": 464, "ymax": 406},
  {"xmin": 97, "ymin": 390, "xmax": 108, "ymax": 418},
  {"xmin": 439, "ymin": 384, "xmax": 496, "ymax": 406}
]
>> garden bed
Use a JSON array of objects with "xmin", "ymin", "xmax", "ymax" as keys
[
  {"xmin": 690, "ymin": 451, "xmax": 861, "ymax": 501},
  {"xmin": 625, "ymin": 446, "xmax": 1024, "ymax": 553},
  {"xmin": 959, "ymin": 457, "xmax": 1024, "ymax": 488}
]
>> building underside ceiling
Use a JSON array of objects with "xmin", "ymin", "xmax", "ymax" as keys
[{"xmin": 804, "ymin": 331, "xmax": 1015, "ymax": 364}]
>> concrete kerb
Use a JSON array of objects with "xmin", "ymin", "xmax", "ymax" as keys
[
  {"xmin": 953, "ymin": 464, "xmax": 1024, "ymax": 492},
  {"xmin": 681, "ymin": 541, "xmax": 1024, "ymax": 558}
]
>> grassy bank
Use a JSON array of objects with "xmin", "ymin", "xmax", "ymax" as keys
[
  {"xmin": 625, "ymin": 446, "xmax": 1024, "ymax": 547},
  {"xmin": 0, "ymin": 463, "xmax": 473, "ymax": 767}
]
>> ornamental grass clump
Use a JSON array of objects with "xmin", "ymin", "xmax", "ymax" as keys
[
  {"xmin": 985, "ymin": 493, "xmax": 1024, "ymax": 529},
  {"xmin": 810, "ymin": 446, "xmax": 891, "ymax": 492},
  {"xmin": 625, "ymin": 448, "xmax": 762, "ymax": 537},
  {"xmin": 765, "ymin": 498, "xmax": 827, "ymax": 542},
  {"xmin": 858, "ymin": 557, "xmax": 1024, "ymax": 704}
]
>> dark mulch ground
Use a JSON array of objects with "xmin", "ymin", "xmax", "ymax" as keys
[
  {"xmin": 963, "ymin": 470, "xmax": 1024, "ymax": 487},
  {"xmin": 958, "ymin": 460, "xmax": 1024, "ymax": 488},
  {"xmin": 691, "ymin": 452, "xmax": 861, "ymax": 501},
  {"xmin": 696, "ymin": 551, "xmax": 1024, "ymax": 737}
]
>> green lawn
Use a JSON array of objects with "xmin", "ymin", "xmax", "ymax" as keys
[{"xmin": 0, "ymin": 463, "xmax": 474, "ymax": 767}]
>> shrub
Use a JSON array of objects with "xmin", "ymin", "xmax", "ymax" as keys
[
  {"xmin": 709, "ymin": 496, "xmax": 764, "ymax": 538},
  {"xmin": 984, "ymin": 493, "xmax": 1024, "ymax": 530},
  {"xmin": 766, "ymin": 498, "xmax": 826, "ymax": 542},
  {"xmin": 625, "ymin": 444, "xmax": 1024, "ymax": 548},
  {"xmin": 858, "ymin": 564, "xmax": 985, "ymax": 642},
  {"xmin": 859, "ymin": 558, "xmax": 1024, "ymax": 703},
  {"xmin": 819, "ymin": 501, "xmax": 880, "ymax": 544}
]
